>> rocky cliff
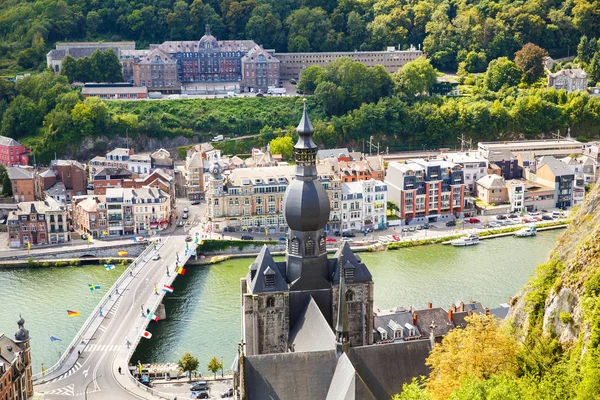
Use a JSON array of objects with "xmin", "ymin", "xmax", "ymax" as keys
[{"xmin": 510, "ymin": 180, "xmax": 600, "ymax": 347}]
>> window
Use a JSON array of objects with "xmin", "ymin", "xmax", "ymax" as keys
[
  {"xmin": 305, "ymin": 238, "xmax": 315, "ymax": 255},
  {"xmin": 266, "ymin": 297, "xmax": 275, "ymax": 307},
  {"xmin": 290, "ymin": 237, "xmax": 299, "ymax": 255},
  {"xmin": 346, "ymin": 290, "xmax": 354, "ymax": 302},
  {"xmin": 265, "ymin": 273, "xmax": 275, "ymax": 289}
]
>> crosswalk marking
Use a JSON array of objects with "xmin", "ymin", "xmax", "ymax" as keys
[
  {"xmin": 97, "ymin": 325, "xmax": 107, "ymax": 332},
  {"xmin": 85, "ymin": 344, "xmax": 121, "ymax": 353},
  {"xmin": 45, "ymin": 383, "xmax": 74, "ymax": 396}
]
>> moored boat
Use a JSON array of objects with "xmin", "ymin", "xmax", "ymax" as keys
[
  {"xmin": 514, "ymin": 225, "xmax": 537, "ymax": 237},
  {"xmin": 450, "ymin": 234, "xmax": 480, "ymax": 247}
]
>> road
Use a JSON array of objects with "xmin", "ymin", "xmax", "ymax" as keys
[{"xmin": 35, "ymin": 229, "xmax": 198, "ymax": 400}]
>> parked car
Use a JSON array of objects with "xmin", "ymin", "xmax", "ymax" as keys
[
  {"xmin": 416, "ymin": 225, "xmax": 422, "ymax": 230},
  {"xmin": 326, "ymin": 237, "xmax": 337, "ymax": 243},
  {"xmin": 182, "ymin": 213, "xmax": 189, "ymax": 219},
  {"xmin": 446, "ymin": 220, "xmax": 457, "ymax": 227},
  {"xmin": 185, "ymin": 236, "xmax": 193, "ymax": 242},
  {"xmin": 496, "ymin": 215, "xmax": 506, "ymax": 220},
  {"xmin": 183, "ymin": 207, "xmax": 189, "ymax": 212},
  {"xmin": 152, "ymin": 254, "xmax": 161, "ymax": 261},
  {"xmin": 529, "ymin": 211, "xmax": 541, "ymax": 216},
  {"xmin": 542, "ymin": 215, "xmax": 553, "ymax": 220},
  {"xmin": 191, "ymin": 391, "xmax": 210, "ymax": 399},
  {"xmin": 342, "ymin": 231, "xmax": 356, "ymax": 238},
  {"xmin": 241, "ymin": 235, "xmax": 254, "ymax": 240},
  {"xmin": 334, "ymin": 230, "xmax": 341, "ymax": 237},
  {"xmin": 401, "ymin": 227, "xmax": 409, "ymax": 232},
  {"xmin": 422, "ymin": 223, "xmax": 430, "ymax": 229},
  {"xmin": 522, "ymin": 218, "xmax": 533, "ymax": 223},
  {"xmin": 191, "ymin": 201, "xmax": 201, "ymax": 205},
  {"xmin": 408, "ymin": 226, "xmax": 416, "ymax": 232},
  {"xmin": 177, "ymin": 221, "xmax": 184, "ymax": 227},
  {"xmin": 508, "ymin": 214, "xmax": 518, "ymax": 219},
  {"xmin": 468, "ymin": 217, "xmax": 481, "ymax": 223},
  {"xmin": 278, "ymin": 236, "xmax": 286, "ymax": 241},
  {"xmin": 256, "ymin": 92, "xmax": 264, "ymax": 97},
  {"xmin": 221, "ymin": 387, "xmax": 234, "ymax": 398},
  {"xmin": 190, "ymin": 381, "xmax": 209, "ymax": 391},
  {"xmin": 341, "ymin": 238, "xmax": 354, "ymax": 242}
]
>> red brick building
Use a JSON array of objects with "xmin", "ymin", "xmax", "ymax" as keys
[{"xmin": 0, "ymin": 136, "xmax": 29, "ymax": 167}]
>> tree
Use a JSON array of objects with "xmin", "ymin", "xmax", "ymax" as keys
[
  {"xmin": 269, "ymin": 136, "xmax": 294, "ymax": 160},
  {"xmin": 484, "ymin": 57, "xmax": 523, "ymax": 91},
  {"xmin": 425, "ymin": 314, "xmax": 518, "ymax": 400},
  {"xmin": 392, "ymin": 377, "xmax": 430, "ymax": 400},
  {"xmin": 462, "ymin": 51, "xmax": 487, "ymax": 73},
  {"xmin": 315, "ymin": 81, "xmax": 346, "ymax": 115},
  {"xmin": 393, "ymin": 57, "xmax": 438, "ymax": 97},
  {"xmin": 60, "ymin": 55, "xmax": 78, "ymax": 83},
  {"xmin": 387, "ymin": 200, "xmax": 399, "ymax": 213},
  {"xmin": 298, "ymin": 65, "xmax": 325, "ymax": 93},
  {"xmin": 1, "ymin": 170, "xmax": 12, "ymax": 198},
  {"xmin": 207, "ymin": 356, "xmax": 223, "ymax": 379},
  {"xmin": 514, "ymin": 43, "xmax": 549, "ymax": 85},
  {"xmin": 101, "ymin": 49, "xmax": 125, "ymax": 82},
  {"xmin": 587, "ymin": 52, "xmax": 600, "ymax": 85},
  {"xmin": 1, "ymin": 95, "xmax": 41, "ymax": 138},
  {"xmin": 177, "ymin": 352, "xmax": 199, "ymax": 381}
]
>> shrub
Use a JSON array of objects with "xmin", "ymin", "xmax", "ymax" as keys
[{"xmin": 559, "ymin": 312, "xmax": 573, "ymax": 325}]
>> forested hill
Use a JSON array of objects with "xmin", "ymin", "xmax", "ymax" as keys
[{"xmin": 2, "ymin": 0, "xmax": 600, "ymax": 73}]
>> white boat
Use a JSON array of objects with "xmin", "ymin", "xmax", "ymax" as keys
[
  {"xmin": 451, "ymin": 234, "xmax": 480, "ymax": 247},
  {"xmin": 514, "ymin": 225, "xmax": 537, "ymax": 237}
]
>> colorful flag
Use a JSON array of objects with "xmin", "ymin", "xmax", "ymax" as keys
[
  {"xmin": 177, "ymin": 267, "xmax": 186, "ymax": 276},
  {"xmin": 42, "ymin": 365, "xmax": 47, "ymax": 376},
  {"xmin": 103, "ymin": 231, "xmax": 108, "ymax": 236},
  {"xmin": 49, "ymin": 335, "xmax": 62, "ymax": 342},
  {"xmin": 141, "ymin": 331, "xmax": 152, "ymax": 339},
  {"xmin": 27, "ymin": 242, "xmax": 31, "ymax": 250},
  {"xmin": 87, "ymin": 235, "xmax": 91, "ymax": 243},
  {"xmin": 94, "ymin": 285, "xmax": 101, "ymax": 290},
  {"xmin": 148, "ymin": 312, "xmax": 159, "ymax": 321},
  {"xmin": 162, "ymin": 285, "xmax": 174, "ymax": 293},
  {"xmin": 88, "ymin": 284, "xmax": 95, "ymax": 291},
  {"xmin": 105, "ymin": 264, "xmax": 116, "ymax": 271},
  {"xmin": 118, "ymin": 251, "xmax": 128, "ymax": 257},
  {"xmin": 67, "ymin": 310, "xmax": 80, "ymax": 317}
]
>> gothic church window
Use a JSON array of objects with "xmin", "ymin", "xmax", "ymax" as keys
[
  {"xmin": 266, "ymin": 297, "xmax": 275, "ymax": 307},
  {"xmin": 346, "ymin": 290, "xmax": 354, "ymax": 302},
  {"xmin": 319, "ymin": 236, "xmax": 326, "ymax": 253},
  {"xmin": 305, "ymin": 238, "xmax": 315, "ymax": 255}
]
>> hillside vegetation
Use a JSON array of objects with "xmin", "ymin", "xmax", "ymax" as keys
[
  {"xmin": 394, "ymin": 182, "xmax": 600, "ymax": 399},
  {"xmin": 2, "ymin": 0, "xmax": 600, "ymax": 73}
]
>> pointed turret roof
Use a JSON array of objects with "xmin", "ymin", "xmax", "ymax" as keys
[
  {"xmin": 332, "ymin": 242, "xmax": 372, "ymax": 283},
  {"xmin": 249, "ymin": 246, "xmax": 288, "ymax": 293},
  {"xmin": 296, "ymin": 98, "xmax": 314, "ymax": 136}
]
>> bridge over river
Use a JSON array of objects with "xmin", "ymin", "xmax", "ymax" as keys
[{"xmin": 33, "ymin": 230, "xmax": 199, "ymax": 400}]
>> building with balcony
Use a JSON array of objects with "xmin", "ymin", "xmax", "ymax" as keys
[
  {"xmin": 92, "ymin": 168, "xmax": 134, "ymax": 195},
  {"xmin": 525, "ymin": 156, "xmax": 575, "ymax": 209},
  {"xmin": 385, "ymin": 159, "xmax": 466, "ymax": 225},
  {"xmin": 7, "ymin": 198, "xmax": 70, "ymax": 248},
  {"xmin": 439, "ymin": 152, "xmax": 488, "ymax": 194},
  {"xmin": 341, "ymin": 179, "xmax": 387, "ymax": 233},
  {"xmin": 104, "ymin": 187, "xmax": 170, "ymax": 236}
]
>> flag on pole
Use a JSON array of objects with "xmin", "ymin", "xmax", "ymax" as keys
[
  {"xmin": 141, "ymin": 331, "xmax": 152, "ymax": 339},
  {"xmin": 27, "ymin": 242, "xmax": 31, "ymax": 250},
  {"xmin": 87, "ymin": 235, "xmax": 91, "ymax": 243},
  {"xmin": 118, "ymin": 251, "xmax": 128, "ymax": 257},
  {"xmin": 42, "ymin": 365, "xmax": 47, "ymax": 376},
  {"xmin": 94, "ymin": 285, "xmax": 101, "ymax": 290},
  {"xmin": 67, "ymin": 310, "xmax": 81, "ymax": 317},
  {"xmin": 148, "ymin": 312, "xmax": 159, "ymax": 321},
  {"xmin": 177, "ymin": 267, "xmax": 186, "ymax": 276},
  {"xmin": 88, "ymin": 284, "xmax": 95, "ymax": 291},
  {"xmin": 49, "ymin": 335, "xmax": 62, "ymax": 342},
  {"xmin": 162, "ymin": 285, "xmax": 174, "ymax": 293}
]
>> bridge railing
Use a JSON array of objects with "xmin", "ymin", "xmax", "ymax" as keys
[
  {"xmin": 124, "ymin": 252, "xmax": 194, "ymax": 400},
  {"xmin": 33, "ymin": 243, "xmax": 156, "ymax": 382}
]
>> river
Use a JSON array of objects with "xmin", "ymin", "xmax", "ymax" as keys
[{"xmin": 0, "ymin": 230, "xmax": 560, "ymax": 375}]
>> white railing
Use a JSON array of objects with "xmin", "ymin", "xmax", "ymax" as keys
[{"xmin": 33, "ymin": 243, "xmax": 155, "ymax": 383}]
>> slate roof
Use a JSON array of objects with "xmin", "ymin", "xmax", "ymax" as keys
[
  {"xmin": 326, "ymin": 353, "xmax": 377, "ymax": 400},
  {"xmin": 0, "ymin": 136, "xmax": 21, "ymax": 147},
  {"xmin": 374, "ymin": 311, "xmax": 421, "ymax": 342},
  {"xmin": 248, "ymin": 246, "xmax": 288, "ymax": 293},
  {"xmin": 244, "ymin": 350, "xmax": 339, "ymax": 400},
  {"xmin": 489, "ymin": 304, "xmax": 510, "ymax": 319},
  {"xmin": 538, "ymin": 156, "xmax": 575, "ymax": 177},
  {"xmin": 289, "ymin": 297, "xmax": 336, "ymax": 353},
  {"xmin": 93, "ymin": 167, "xmax": 133, "ymax": 179},
  {"xmin": 487, "ymin": 149, "xmax": 515, "ymax": 162},
  {"xmin": 45, "ymin": 182, "xmax": 66, "ymax": 198},
  {"xmin": 38, "ymin": 169, "xmax": 56, "ymax": 178},
  {"xmin": 7, "ymin": 166, "xmax": 33, "ymax": 180},
  {"xmin": 331, "ymin": 242, "xmax": 372, "ymax": 283},
  {"xmin": 317, "ymin": 148, "xmax": 350, "ymax": 160},
  {"xmin": 412, "ymin": 307, "xmax": 455, "ymax": 338},
  {"xmin": 0, "ymin": 334, "xmax": 23, "ymax": 365},
  {"xmin": 476, "ymin": 174, "xmax": 505, "ymax": 190}
]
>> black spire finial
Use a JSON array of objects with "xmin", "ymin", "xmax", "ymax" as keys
[
  {"xmin": 205, "ymin": 24, "xmax": 211, "ymax": 36},
  {"xmin": 296, "ymin": 98, "xmax": 314, "ymax": 135}
]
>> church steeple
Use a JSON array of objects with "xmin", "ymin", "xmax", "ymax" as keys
[
  {"xmin": 335, "ymin": 259, "xmax": 350, "ymax": 356},
  {"xmin": 205, "ymin": 24, "xmax": 211, "ymax": 36}
]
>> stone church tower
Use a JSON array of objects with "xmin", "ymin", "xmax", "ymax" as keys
[{"xmin": 241, "ymin": 100, "xmax": 374, "ymax": 356}]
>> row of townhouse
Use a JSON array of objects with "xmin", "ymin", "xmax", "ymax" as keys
[
  {"xmin": 88, "ymin": 148, "xmax": 173, "ymax": 181},
  {"xmin": 71, "ymin": 186, "xmax": 171, "ymax": 238},
  {"xmin": 204, "ymin": 162, "xmax": 387, "ymax": 235},
  {"xmin": 8, "ymin": 161, "xmax": 86, "ymax": 203},
  {"xmin": 7, "ymin": 198, "xmax": 70, "ymax": 248}
]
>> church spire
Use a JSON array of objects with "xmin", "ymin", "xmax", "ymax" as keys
[
  {"xmin": 335, "ymin": 258, "xmax": 349, "ymax": 356},
  {"xmin": 205, "ymin": 24, "xmax": 211, "ymax": 36}
]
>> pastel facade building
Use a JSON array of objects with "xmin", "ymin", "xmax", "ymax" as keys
[{"xmin": 0, "ymin": 136, "xmax": 29, "ymax": 167}]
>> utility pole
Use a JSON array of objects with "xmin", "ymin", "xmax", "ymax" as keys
[
  {"xmin": 368, "ymin": 136, "xmax": 380, "ymax": 156},
  {"xmin": 456, "ymin": 132, "xmax": 472, "ymax": 152}
]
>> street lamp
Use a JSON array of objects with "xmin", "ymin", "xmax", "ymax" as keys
[
  {"xmin": 221, "ymin": 356, "xmax": 224, "ymax": 378},
  {"xmin": 84, "ymin": 375, "xmax": 101, "ymax": 400}
]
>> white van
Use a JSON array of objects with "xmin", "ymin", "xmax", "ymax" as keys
[{"xmin": 226, "ymin": 92, "xmax": 238, "ymax": 98}]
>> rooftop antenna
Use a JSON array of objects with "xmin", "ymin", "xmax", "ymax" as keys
[
  {"xmin": 457, "ymin": 132, "xmax": 472, "ymax": 152},
  {"xmin": 552, "ymin": 130, "xmax": 563, "ymax": 140}
]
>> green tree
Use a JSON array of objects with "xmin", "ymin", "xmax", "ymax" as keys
[
  {"xmin": 60, "ymin": 55, "xmax": 78, "ymax": 84},
  {"xmin": 484, "ymin": 57, "xmax": 523, "ymax": 91},
  {"xmin": 177, "ymin": 352, "xmax": 199, "ymax": 381},
  {"xmin": 1, "ymin": 171, "xmax": 12, "ymax": 197},
  {"xmin": 207, "ymin": 356, "xmax": 223, "ymax": 379},
  {"xmin": 298, "ymin": 65, "xmax": 325, "ymax": 93},
  {"xmin": 1, "ymin": 95, "xmax": 41, "ymax": 138},
  {"xmin": 245, "ymin": 5, "xmax": 284, "ymax": 51},
  {"xmin": 315, "ymin": 81, "xmax": 346, "ymax": 115},
  {"xmin": 462, "ymin": 51, "xmax": 487, "ymax": 73},
  {"xmin": 285, "ymin": 7, "xmax": 332, "ymax": 52},
  {"xmin": 587, "ymin": 52, "xmax": 600, "ymax": 85},
  {"xmin": 393, "ymin": 57, "xmax": 438, "ymax": 97},
  {"xmin": 101, "ymin": 49, "xmax": 125, "ymax": 82},
  {"xmin": 269, "ymin": 136, "xmax": 294, "ymax": 160},
  {"xmin": 392, "ymin": 377, "xmax": 430, "ymax": 400},
  {"xmin": 514, "ymin": 43, "xmax": 549, "ymax": 85}
]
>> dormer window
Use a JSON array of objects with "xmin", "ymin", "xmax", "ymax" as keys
[{"xmin": 265, "ymin": 273, "xmax": 275, "ymax": 288}]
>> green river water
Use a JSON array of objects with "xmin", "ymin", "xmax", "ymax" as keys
[{"xmin": 0, "ymin": 230, "xmax": 561, "ymax": 374}]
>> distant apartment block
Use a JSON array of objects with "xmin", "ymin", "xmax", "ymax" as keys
[
  {"xmin": 478, "ymin": 139, "xmax": 583, "ymax": 159},
  {"xmin": 105, "ymin": 187, "xmax": 171, "ymax": 236},
  {"xmin": 341, "ymin": 179, "xmax": 387, "ymax": 232},
  {"xmin": 46, "ymin": 41, "xmax": 136, "ymax": 74},
  {"xmin": 275, "ymin": 45, "xmax": 424, "ymax": 79},
  {"xmin": 82, "ymin": 83, "xmax": 148, "ymax": 99},
  {"xmin": 385, "ymin": 159, "xmax": 466, "ymax": 224},
  {"xmin": 0, "ymin": 136, "xmax": 29, "ymax": 167}
]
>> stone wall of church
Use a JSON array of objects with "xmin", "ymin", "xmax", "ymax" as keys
[
  {"xmin": 332, "ymin": 281, "xmax": 374, "ymax": 347},
  {"xmin": 242, "ymin": 286, "xmax": 290, "ymax": 355}
]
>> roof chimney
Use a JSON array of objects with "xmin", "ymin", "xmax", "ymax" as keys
[
  {"xmin": 448, "ymin": 309, "xmax": 453, "ymax": 323},
  {"xmin": 427, "ymin": 302, "xmax": 432, "ymax": 309},
  {"xmin": 412, "ymin": 313, "xmax": 418, "ymax": 326}
]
